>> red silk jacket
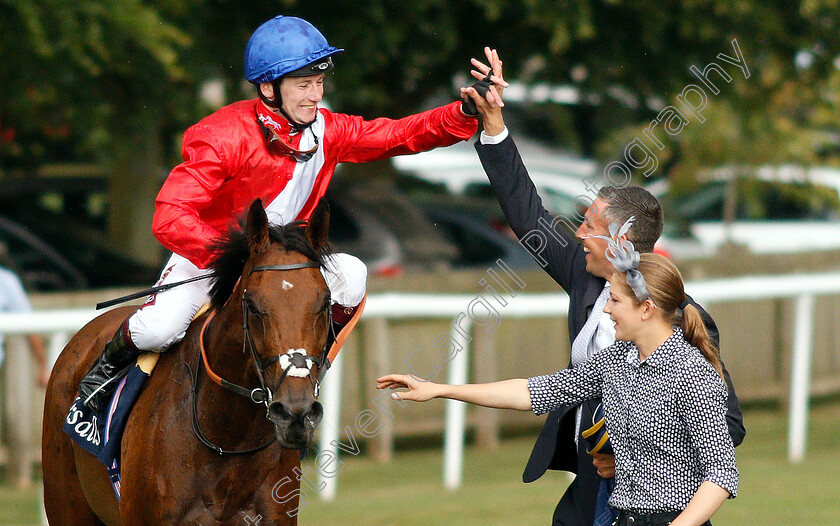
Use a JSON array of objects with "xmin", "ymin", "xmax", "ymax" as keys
[{"xmin": 153, "ymin": 99, "xmax": 477, "ymax": 268}]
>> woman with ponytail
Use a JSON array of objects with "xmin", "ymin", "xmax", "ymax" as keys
[
  {"xmin": 378, "ymin": 218, "xmax": 738, "ymax": 526},
  {"xmin": 628, "ymin": 252, "xmax": 724, "ymax": 380}
]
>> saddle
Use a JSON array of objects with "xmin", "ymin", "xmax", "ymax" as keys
[
  {"xmin": 61, "ymin": 304, "xmax": 209, "ymax": 500},
  {"xmin": 63, "ymin": 350, "xmax": 160, "ymax": 500}
]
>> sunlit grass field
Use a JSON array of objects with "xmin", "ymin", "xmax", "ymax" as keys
[{"xmin": 4, "ymin": 401, "xmax": 839, "ymax": 525}]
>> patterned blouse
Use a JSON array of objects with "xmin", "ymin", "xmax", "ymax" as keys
[{"xmin": 528, "ymin": 327, "xmax": 739, "ymax": 513}]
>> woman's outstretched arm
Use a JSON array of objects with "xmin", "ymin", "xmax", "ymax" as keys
[{"xmin": 376, "ymin": 374, "xmax": 532, "ymax": 411}]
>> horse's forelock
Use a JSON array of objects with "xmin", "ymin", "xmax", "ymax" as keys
[{"xmin": 207, "ymin": 219, "xmax": 329, "ymax": 308}]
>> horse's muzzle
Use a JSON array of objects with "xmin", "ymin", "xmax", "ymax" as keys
[{"xmin": 268, "ymin": 400, "xmax": 324, "ymax": 448}]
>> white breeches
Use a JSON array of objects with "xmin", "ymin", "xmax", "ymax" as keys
[{"xmin": 127, "ymin": 252, "xmax": 367, "ymax": 352}]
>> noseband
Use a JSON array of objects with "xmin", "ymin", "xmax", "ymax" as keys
[{"xmin": 191, "ymin": 260, "xmax": 331, "ymax": 455}]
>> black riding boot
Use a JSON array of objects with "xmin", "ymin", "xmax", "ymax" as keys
[{"xmin": 78, "ymin": 321, "xmax": 140, "ymax": 411}]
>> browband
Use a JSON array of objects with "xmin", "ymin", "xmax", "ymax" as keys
[{"xmin": 249, "ymin": 262, "xmax": 321, "ymax": 275}]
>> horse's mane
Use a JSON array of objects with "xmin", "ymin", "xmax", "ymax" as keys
[{"xmin": 207, "ymin": 218, "xmax": 329, "ymax": 308}]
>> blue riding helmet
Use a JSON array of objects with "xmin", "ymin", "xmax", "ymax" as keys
[{"xmin": 245, "ymin": 16, "xmax": 344, "ymax": 84}]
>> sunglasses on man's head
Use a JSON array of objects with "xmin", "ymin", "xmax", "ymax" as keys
[{"xmin": 256, "ymin": 114, "xmax": 319, "ymax": 163}]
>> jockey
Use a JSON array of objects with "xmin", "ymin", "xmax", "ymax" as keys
[{"xmin": 78, "ymin": 15, "xmax": 479, "ymax": 410}]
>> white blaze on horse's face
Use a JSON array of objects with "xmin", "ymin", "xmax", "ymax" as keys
[
  {"xmin": 281, "ymin": 280, "xmax": 294, "ymax": 290},
  {"xmin": 279, "ymin": 349, "xmax": 314, "ymax": 378}
]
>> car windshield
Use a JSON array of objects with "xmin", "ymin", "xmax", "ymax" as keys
[{"xmin": 669, "ymin": 179, "xmax": 840, "ymax": 221}]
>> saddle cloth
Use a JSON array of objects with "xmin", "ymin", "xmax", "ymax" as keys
[{"xmin": 62, "ymin": 352, "xmax": 159, "ymax": 501}]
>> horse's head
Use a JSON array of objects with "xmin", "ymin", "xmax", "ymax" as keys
[{"xmin": 232, "ymin": 198, "xmax": 331, "ymax": 449}]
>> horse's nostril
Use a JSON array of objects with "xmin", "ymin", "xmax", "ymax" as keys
[
  {"xmin": 268, "ymin": 402, "xmax": 293, "ymax": 424},
  {"xmin": 304, "ymin": 402, "xmax": 324, "ymax": 430}
]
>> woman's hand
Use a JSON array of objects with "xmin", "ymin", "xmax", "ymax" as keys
[
  {"xmin": 377, "ymin": 375, "xmax": 532, "ymax": 411},
  {"xmin": 376, "ymin": 374, "xmax": 441, "ymax": 402}
]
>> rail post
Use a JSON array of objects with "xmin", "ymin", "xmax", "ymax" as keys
[
  {"xmin": 443, "ymin": 317, "xmax": 473, "ymax": 489},
  {"xmin": 787, "ymin": 294, "xmax": 815, "ymax": 463},
  {"xmin": 4, "ymin": 335, "xmax": 33, "ymax": 488}
]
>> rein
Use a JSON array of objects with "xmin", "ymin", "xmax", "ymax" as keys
[{"xmin": 190, "ymin": 260, "xmax": 328, "ymax": 455}]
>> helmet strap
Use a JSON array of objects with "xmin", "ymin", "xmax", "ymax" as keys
[{"xmin": 257, "ymin": 84, "xmax": 279, "ymax": 109}]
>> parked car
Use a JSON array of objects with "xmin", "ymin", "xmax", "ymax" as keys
[
  {"xmin": 410, "ymin": 195, "xmax": 540, "ymax": 270},
  {"xmin": 325, "ymin": 183, "xmax": 460, "ymax": 275},
  {"xmin": 0, "ymin": 175, "xmax": 164, "ymax": 289},
  {"xmin": 393, "ymin": 141, "xmax": 702, "ymax": 260},
  {"xmin": 326, "ymin": 175, "xmax": 551, "ymax": 274},
  {"xmin": 647, "ymin": 166, "xmax": 840, "ymax": 255},
  {"xmin": 0, "ymin": 215, "xmax": 88, "ymax": 291},
  {"xmin": 392, "ymin": 137, "xmax": 595, "ymax": 220}
]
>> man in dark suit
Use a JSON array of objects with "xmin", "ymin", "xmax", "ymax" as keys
[{"xmin": 461, "ymin": 49, "xmax": 746, "ymax": 526}]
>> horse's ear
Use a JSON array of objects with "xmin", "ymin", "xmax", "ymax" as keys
[
  {"xmin": 306, "ymin": 197, "xmax": 330, "ymax": 250},
  {"xmin": 246, "ymin": 199, "xmax": 270, "ymax": 255}
]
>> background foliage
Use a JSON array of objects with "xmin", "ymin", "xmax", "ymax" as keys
[
  {"xmin": 4, "ymin": 0, "xmax": 840, "ymax": 169},
  {"xmin": 3, "ymin": 0, "xmax": 840, "ymax": 264}
]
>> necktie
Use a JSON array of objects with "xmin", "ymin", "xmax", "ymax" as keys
[{"xmin": 571, "ymin": 284, "xmax": 610, "ymax": 366}]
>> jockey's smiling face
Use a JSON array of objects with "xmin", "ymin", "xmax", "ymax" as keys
[
  {"xmin": 259, "ymin": 74, "xmax": 325, "ymax": 125},
  {"xmin": 279, "ymin": 74, "xmax": 325, "ymax": 124}
]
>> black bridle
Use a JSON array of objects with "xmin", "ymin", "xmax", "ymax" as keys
[
  {"xmin": 242, "ymin": 262, "xmax": 333, "ymax": 404},
  {"xmin": 190, "ymin": 260, "xmax": 333, "ymax": 455}
]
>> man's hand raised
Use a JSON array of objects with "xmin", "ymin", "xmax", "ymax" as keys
[{"xmin": 461, "ymin": 47, "xmax": 508, "ymax": 136}]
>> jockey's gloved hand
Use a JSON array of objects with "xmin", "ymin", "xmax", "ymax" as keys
[{"xmin": 461, "ymin": 70, "xmax": 494, "ymax": 117}]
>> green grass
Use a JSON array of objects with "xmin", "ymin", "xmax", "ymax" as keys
[
  {"xmin": 0, "ymin": 483, "xmax": 41, "ymax": 526},
  {"xmin": 8, "ymin": 402, "xmax": 840, "ymax": 525},
  {"xmin": 299, "ymin": 400, "xmax": 840, "ymax": 525}
]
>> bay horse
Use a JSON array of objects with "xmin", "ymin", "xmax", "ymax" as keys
[{"xmin": 43, "ymin": 199, "xmax": 334, "ymax": 525}]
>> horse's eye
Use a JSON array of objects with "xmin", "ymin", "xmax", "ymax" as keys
[{"xmin": 244, "ymin": 297, "xmax": 262, "ymax": 317}]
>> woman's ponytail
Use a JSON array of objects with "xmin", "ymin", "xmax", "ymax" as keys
[{"xmin": 681, "ymin": 304, "xmax": 723, "ymax": 379}]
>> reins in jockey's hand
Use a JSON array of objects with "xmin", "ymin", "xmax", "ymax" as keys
[{"xmin": 461, "ymin": 69, "xmax": 495, "ymax": 117}]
